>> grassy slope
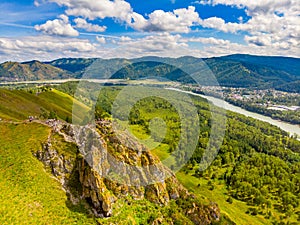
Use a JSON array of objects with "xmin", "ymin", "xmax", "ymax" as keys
[
  {"xmin": 0, "ymin": 89, "xmax": 95, "ymax": 224},
  {"xmin": 176, "ymin": 172, "xmax": 269, "ymax": 225},
  {"xmin": 0, "ymin": 90, "xmax": 197, "ymax": 225},
  {"xmin": 117, "ymin": 121, "xmax": 172, "ymax": 161},
  {"xmin": 0, "ymin": 122, "xmax": 198, "ymax": 225},
  {"xmin": 1, "ymin": 87, "xmax": 297, "ymax": 224},
  {"xmin": 0, "ymin": 122, "xmax": 95, "ymax": 225},
  {"xmin": 176, "ymin": 169, "xmax": 300, "ymax": 225},
  {"xmin": 0, "ymin": 89, "xmax": 89, "ymax": 122}
]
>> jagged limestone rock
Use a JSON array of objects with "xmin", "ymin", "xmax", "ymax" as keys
[{"xmin": 35, "ymin": 119, "xmax": 220, "ymax": 223}]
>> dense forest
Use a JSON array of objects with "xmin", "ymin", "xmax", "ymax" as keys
[{"xmin": 56, "ymin": 81, "xmax": 300, "ymax": 224}]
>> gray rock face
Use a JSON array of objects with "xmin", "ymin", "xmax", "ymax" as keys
[
  {"xmin": 35, "ymin": 120, "xmax": 220, "ymax": 223},
  {"xmin": 35, "ymin": 141, "xmax": 73, "ymax": 188}
]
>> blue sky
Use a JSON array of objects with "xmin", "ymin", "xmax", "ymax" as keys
[{"xmin": 0, "ymin": 0, "xmax": 299, "ymax": 62}]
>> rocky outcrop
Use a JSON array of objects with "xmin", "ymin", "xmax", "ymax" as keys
[
  {"xmin": 186, "ymin": 202, "xmax": 220, "ymax": 225},
  {"xmin": 34, "ymin": 134, "xmax": 74, "ymax": 189},
  {"xmin": 77, "ymin": 157, "xmax": 116, "ymax": 217},
  {"xmin": 35, "ymin": 119, "xmax": 220, "ymax": 223}
]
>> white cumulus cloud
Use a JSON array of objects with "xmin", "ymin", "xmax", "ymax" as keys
[
  {"xmin": 186, "ymin": 37, "xmax": 231, "ymax": 45},
  {"xmin": 194, "ymin": 0, "xmax": 300, "ymax": 53},
  {"xmin": 131, "ymin": 6, "xmax": 201, "ymax": 33},
  {"xmin": 35, "ymin": 15, "xmax": 79, "ymax": 36},
  {"xmin": 40, "ymin": 1, "xmax": 200, "ymax": 33},
  {"xmin": 195, "ymin": 0, "xmax": 297, "ymax": 16},
  {"xmin": 0, "ymin": 33, "xmax": 299, "ymax": 63},
  {"xmin": 49, "ymin": 0, "xmax": 134, "ymax": 21},
  {"xmin": 0, "ymin": 36, "xmax": 100, "ymax": 62},
  {"xmin": 119, "ymin": 36, "xmax": 132, "ymax": 42},
  {"xmin": 96, "ymin": 36, "xmax": 106, "ymax": 44},
  {"xmin": 74, "ymin": 18, "xmax": 107, "ymax": 32},
  {"xmin": 2, "ymin": 0, "xmax": 300, "ymax": 61}
]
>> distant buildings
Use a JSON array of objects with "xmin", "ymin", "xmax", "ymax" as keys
[{"xmin": 267, "ymin": 105, "xmax": 300, "ymax": 111}]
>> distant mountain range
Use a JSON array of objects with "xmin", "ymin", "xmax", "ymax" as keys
[
  {"xmin": 0, "ymin": 60, "xmax": 72, "ymax": 82},
  {"xmin": 0, "ymin": 54, "xmax": 299, "ymax": 92}
]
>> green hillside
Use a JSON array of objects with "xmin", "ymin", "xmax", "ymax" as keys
[
  {"xmin": 0, "ymin": 60, "xmax": 71, "ymax": 82},
  {"xmin": 110, "ymin": 61, "xmax": 193, "ymax": 83},
  {"xmin": 0, "ymin": 122, "xmax": 96, "ymax": 225},
  {"xmin": 0, "ymin": 82, "xmax": 299, "ymax": 224},
  {"xmin": 0, "ymin": 121, "xmax": 225, "ymax": 225},
  {"xmin": 0, "ymin": 86, "xmax": 228, "ymax": 225},
  {"xmin": 203, "ymin": 57, "xmax": 298, "ymax": 88},
  {"xmin": 221, "ymin": 54, "xmax": 300, "ymax": 77},
  {"xmin": 0, "ymin": 88, "xmax": 89, "ymax": 121}
]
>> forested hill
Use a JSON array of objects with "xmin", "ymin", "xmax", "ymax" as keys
[
  {"xmin": 221, "ymin": 54, "xmax": 300, "ymax": 76},
  {"xmin": 0, "ymin": 60, "xmax": 72, "ymax": 81},
  {"xmin": 45, "ymin": 55, "xmax": 300, "ymax": 92},
  {"xmin": 0, "ymin": 55, "xmax": 299, "ymax": 92}
]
